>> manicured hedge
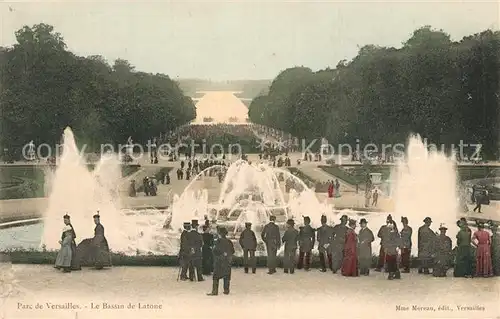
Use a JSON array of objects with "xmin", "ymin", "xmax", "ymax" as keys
[{"xmin": 7, "ymin": 249, "xmax": 426, "ymax": 268}]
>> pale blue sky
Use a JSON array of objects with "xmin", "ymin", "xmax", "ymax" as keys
[{"xmin": 0, "ymin": 1, "xmax": 498, "ymax": 80}]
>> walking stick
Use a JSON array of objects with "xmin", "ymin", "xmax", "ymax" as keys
[{"xmin": 176, "ymin": 265, "xmax": 181, "ymax": 282}]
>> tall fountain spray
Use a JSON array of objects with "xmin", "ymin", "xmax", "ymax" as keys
[
  {"xmin": 392, "ymin": 135, "xmax": 459, "ymax": 246},
  {"xmin": 41, "ymin": 127, "xmax": 129, "ymax": 252}
]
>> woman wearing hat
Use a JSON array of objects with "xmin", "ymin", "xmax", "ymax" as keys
[
  {"xmin": 400, "ymin": 217, "xmax": 412, "ymax": 273},
  {"xmin": 453, "ymin": 219, "xmax": 474, "ymax": 278},
  {"xmin": 472, "ymin": 222, "xmax": 493, "ymax": 277},
  {"xmin": 207, "ymin": 227, "xmax": 235, "ymax": 296},
  {"xmin": 432, "ymin": 224, "xmax": 452, "ymax": 277},
  {"xmin": 55, "ymin": 225, "xmax": 74, "ymax": 273},
  {"xmin": 341, "ymin": 219, "xmax": 359, "ymax": 277}
]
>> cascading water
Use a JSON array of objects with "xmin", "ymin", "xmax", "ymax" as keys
[
  {"xmin": 41, "ymin": 127, "xmax": 130, "ymax": 252},
  {"xmin": 7, "ymin": 132, "xmax": 463, "ymax": 257},
  {"xmin": 391, "ymin": 135, "xmax": 459, "ymax": 246}
]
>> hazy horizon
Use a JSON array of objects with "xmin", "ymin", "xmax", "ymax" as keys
[{"xmin": 1, "ymin": 1, "xmax": 498, "ymax": 81}]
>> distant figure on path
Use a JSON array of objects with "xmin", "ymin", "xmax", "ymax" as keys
[
  {"xmin": 282, "ymin": 219, "xmax": 299, "ymax": 274},
  {"xmin": 473, "ymin": 222, "xmax": 493, "ymax": 277},
  {"xmin": 341, "ymin": 219, "xmax": 358, "ymax": 277},
  {"xmin": 327, "ymin": 181, "xmax": 334, "ymax": 198},
  {"xmin": 55, "ymin": 225, "xmax": 74, "ymax": 273},
  {"xmin": 207, "ymin": 227, "xmax": 235, "ymax": 296},
  {"xmin": 297, "ymin": 216, "xmax": 315, "ymax": 271},
  {"xmin": 372, "ymin": 189, "xmax": 378, "ymax": 206},
  {"xmin": 334, "ymin": 179, "xmax": 341, "ymax": 197},
  {"xmin": 358, "ymin": 218, "xmax": 374, "ymax": 275},
  {"xmin": 239, "ymin": 222, "xmax": 257, "ymax": 274},
  {"xmin": 432, "ymin": 225, "xmax": 452, "ymax": 277},
  {"xmin": 128, "ymin": 180, "xmax": 137, "ymax": 197},
  {"xmin": 261, "ymin": 215, "xmax": 280, "ymax": 274}
]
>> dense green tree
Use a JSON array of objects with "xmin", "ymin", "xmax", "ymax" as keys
[
  {"xmin": 0, "ymin": 23, "xmax": 196, "ymax": 155},
  {"xmin": 249, "ymin": 26, "xmax": 499, "ymax": 158}
]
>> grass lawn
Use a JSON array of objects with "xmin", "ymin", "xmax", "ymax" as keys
[
  {"xmin": 287, "ymin": 167, "xmax": 329, "ymax": 192},
  {"xmin": 320, "ymin": 164, "xmax": 499, "ymax": 187},
  {"xmin": 0, "ymin": 164, "xmax": 141, "ymax": 200},
  {"xmin": 6, "ymin": 248, "xmax": 425, "ymax": 268}
]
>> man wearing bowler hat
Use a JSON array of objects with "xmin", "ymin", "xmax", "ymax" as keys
[
  {"xmin": 282, "ymin": 219, "xmax": 299, "ymax": 274},
  {"xmin": 261, "ymin": 215, "xmax": 281, "ymax": 274},
  {"xmin": 239, "ymin": 222, "xmax": 257, "ymax": 274},
  {"xmin": 418, "ymin": 217, "xmax": 436, "ymax": 274},
  {"xmin": 358, "ymin": 218, "xmax": 374, "ymax": 275}
]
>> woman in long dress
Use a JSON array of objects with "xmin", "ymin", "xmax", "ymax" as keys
[
  {"xmin": 487, "ymin": 221, "xmax": 500, "ymax": 276},
  {"xmin": 55, "ymin": 226, "xmax": 73, "ymax": 273},
  {"xmin": 472, "ymin": 222, "xmax": 493, "ymax": 277},
  {"xmin": 341, "ymin": 219, "xmax": 358, "ymax": 277},
  {"xmin": 453, "ymin": 220, "xmax": 474, "ymax": 278}
]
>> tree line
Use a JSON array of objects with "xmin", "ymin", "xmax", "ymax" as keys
[
  {"xmin": 0, "ymin": 24, "xmax": 196, "ymax": 155},
  {"xmin": 248, "ymin": 26, "xmax": 499, "ymax": 159}
]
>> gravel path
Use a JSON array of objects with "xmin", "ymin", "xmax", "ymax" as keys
[{"xmin": 3, "ymin": 264, "xmax": 499, "ymax": 319}]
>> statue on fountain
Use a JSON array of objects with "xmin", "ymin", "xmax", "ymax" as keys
[
  {"xmin": 75, "ymin": 212, "xmax": 112, "ymax": 269},
  {"xmin": 26, "ymin": 140, "xmax": 36, "ymax": 161}
]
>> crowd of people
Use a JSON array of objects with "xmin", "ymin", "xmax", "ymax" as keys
[
  {"xmin": 176, "ymin": 213, "xmax": 499, "ymax": 294},
  {"xmin": 54, "ymin": 213, "xmax": 111, "ymax": 273}
]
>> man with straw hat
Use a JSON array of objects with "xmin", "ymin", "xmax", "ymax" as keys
[{"xmin": 282, "ymin": 219, "xmax": 299, "ymax": 274}]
